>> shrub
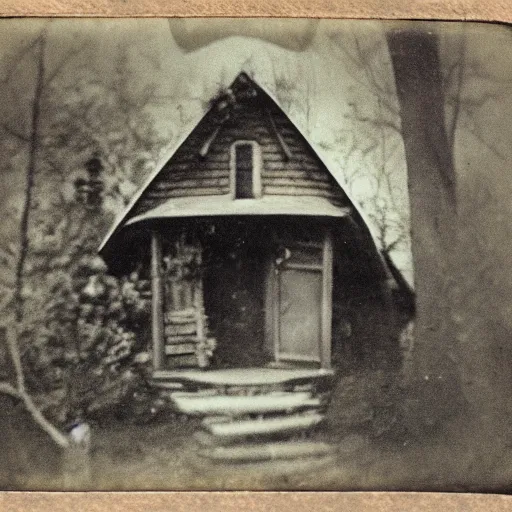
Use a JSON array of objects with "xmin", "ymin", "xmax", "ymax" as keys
[{"xmin": 23, "ymin": 254, "xmax": 152, "ymax": 424}]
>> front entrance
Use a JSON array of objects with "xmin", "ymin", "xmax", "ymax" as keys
[
  {"xmin": 151, "ymin": 219, "xmax": 334, "ymax": 372},
  {"xmin": 202, "ymin": 221, "xmax": 334, "ymax": 370},
  {"xmin": 202, "ymin": 220, "xmax": 270, "ymax": 368},
  {"xmin": 277, "ymin": 259, "xmax": 323, "ymax": 362},
  {"xmin": 265, "ymin": 231, "xmax": 333, "ymax": 369}
]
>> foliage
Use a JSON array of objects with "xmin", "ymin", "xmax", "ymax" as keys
[
  {"xmin": 0, "ymin": 25, "xmax": 167, "ymax": 426},
  {"xmin": 41, "ymin": 52, "xmax": 167, "ymax": 210},
  {"xmin": 20, "ymin": 201, "xmax": 152, "ymax": 423}
]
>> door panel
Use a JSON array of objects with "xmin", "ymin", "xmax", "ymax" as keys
[
  {"xmin": 278, "ymin": 268, "xmax": 323, "ymax": 361},
  {"xmin": 265, "ymin": 229, "xmax": 333, "ymax": 368}
]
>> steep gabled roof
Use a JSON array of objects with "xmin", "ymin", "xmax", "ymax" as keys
[
  {"xmin": 98, "ymin": 71, "xmax": 405, "ymax": 288},
  {"xmin": 98, "ymin": 105, "xmax": 211, "ymax": 255}
]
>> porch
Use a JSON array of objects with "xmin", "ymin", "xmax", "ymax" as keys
[{"xmin": 146, "ymin": 216, "xmax": 343, "ymax": 376}]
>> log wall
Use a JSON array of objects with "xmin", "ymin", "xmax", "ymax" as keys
[{"xmin": 132, "ymin": 87, "xmax": 348, "ymax": 216}]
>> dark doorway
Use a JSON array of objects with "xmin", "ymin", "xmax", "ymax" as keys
[{"xmin": 202, "ymin": 220, "xmax": 271, "ymax": 368}]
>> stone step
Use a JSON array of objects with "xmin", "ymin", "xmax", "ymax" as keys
[
  {"xmin": 152, "ymin": 367, "xmax": 334, "ymax": 388},
  {"xmin": 197, "ymin": 440, "xmax": 333, "ymax": 463},
  {"xmin": 170, "ymin": 391, "xmax": 321, "ymax": 416},
  {"xmin": 193, "ymin": 429, "xmax": 229, "ymax": 447},
  {"xmin": 203, "ymin": 412, "xmax": 324, "ymax": 439}
]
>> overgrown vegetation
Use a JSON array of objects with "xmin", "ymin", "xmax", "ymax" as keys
[
  {"xmin": 24, "ymin": 251, "xmax": 152, "ymax": 423},
  {"xmin": 0, "ymin": 22, "xmax": 165, "ymax": 428}
]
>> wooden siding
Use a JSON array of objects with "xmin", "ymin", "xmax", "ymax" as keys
[{"xmin": 131, "ymin": 82, "xmax": 347, "ymax": 217}]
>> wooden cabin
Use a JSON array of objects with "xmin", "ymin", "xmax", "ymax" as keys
[{"xmin": 99, "ymin": 72, "xmax": 412, "ymax": 395}]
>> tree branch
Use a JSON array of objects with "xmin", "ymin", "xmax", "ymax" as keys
[
  {"xmin": 447, "ymin": 35, "xmax": 466, "ymax": 152},
  {"xmin": 0, "ymin": 381, "xmax": 19, "ymax": 398},
  {"xmin": 344, "ymin": 111, "xmax": 401, "ymax": 134},
  {"xmin": 0, "ymin": 35, "xmax": 41, "ymax": 84},
  {"xmin": 0, "ymin": 377, "xmax": 69, "ymax": 448},
  {"xmin": 0, "ymin": 121, "xmax": 30, "ymax": 142},
  {"xmin": 466, "ymin": 122, "xmax": 507, "ymax": 161},
  {"xmin": 43, "ymin": 45, "xmax": 85, "ymax": 89},
  {"xmin": 2, "ymin": 284, "xmax": 70, "ymax": 448}
]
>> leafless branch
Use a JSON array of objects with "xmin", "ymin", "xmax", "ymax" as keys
[
  {"xmin": 446, "ymin": 35, "xmax": 466, "ymax": 151},
  {"xmin": 0, "ymin": 381, "xmax": 19, "ymax": 398},
  {"xmin": 329, "ymin": 31, "xmax": 400, "ymax": 119},
  {"xmin": 344, "ymin": 112, "xmax": 401, "ymax": 134},
  {"xmin": 466, "ymin": 121, "xmax": 507, "ymax": 161},
  {"xmin": 14, "ymin": 33, "xmax": 46, "ymax": 322},
  {"xmin": 1, "ymin": 325, "xmax": 69, "ymax": 448},
  {"xmin": 0, "ymin": 35, "xmax": 41, "ymax": 84},
  {"xmin": 44, "ymin": 45, "xmax": 86, "ymax": 89}
]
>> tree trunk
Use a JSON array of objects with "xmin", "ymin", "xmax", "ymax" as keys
[
  {"xmin": 386, "ymin": 26, "xmax": 463, "ymax": 430},
  {"xmin": 14, "ymin": 33, "xmax": 46, "ymax": 323}
]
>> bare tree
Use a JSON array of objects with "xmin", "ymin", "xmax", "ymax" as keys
[
  {"xmin": 324, "ymin": 30, "xmax": 411, "ymax": 265},
  {"xmin": 442, "ymin": 26, "xmax": 510, "ymax": 160},
  {"xmin": 0, "ymin": 23, "xmax": 167, "ymax": 450},
  {"xmin": 6, "ymin": 31, "xmax": 45, "ymax": 323},
  {"xmin": 0, "ymin": 25, "xmax": 88, "ymax": 322},
  {"xmin": 328, "ymin": 28, "xmax": 401, "ymax": 134},
  {"xmin": 266, "ymin": 55, "xmax": 318, "ymax": 136},
  {"xmin": 0, "ymin": 24, "xmax": 88, "ymax": 448},
  {"xmin": 330, "ymin": 24, "xmax": 484, "ymax": 429}
]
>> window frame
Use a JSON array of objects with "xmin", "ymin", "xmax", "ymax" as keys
[{"xmin": 230, "ymin": 140, "xmax": 262, "ymax": 200}]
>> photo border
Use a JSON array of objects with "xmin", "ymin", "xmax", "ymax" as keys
[
  {"xmin": 1, "ymin": 1, "xmax": 511, "ymax": 510},
  {"xmin": 0, "ymin": 0, "xmax": 510, "ymax": 21}
]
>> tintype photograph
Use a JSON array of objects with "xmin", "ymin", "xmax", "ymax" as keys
[{"xmin": 0, "ymin": 18, "xmax": 511, "ymax": 492}]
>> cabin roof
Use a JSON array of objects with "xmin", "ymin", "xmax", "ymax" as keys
[
  {"xmin": 99, "ymin": 73, "xmax": 367, "ymax": 250},
  {"xmin": 98, "ymin": 72, "xmax": 411, "ymax": 290}
]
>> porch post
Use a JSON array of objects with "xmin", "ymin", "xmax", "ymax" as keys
[
  {"xmin": 151, "ymin": 230, "xmax": 165, "ymax": 371},
  {"xmin": 321, "ymin": 228, "xmax": 333, "ymax": 369}
]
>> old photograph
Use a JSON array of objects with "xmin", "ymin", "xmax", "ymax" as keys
[{"xmin": 0, "ymin": 18, "xmax": 510, "ymax": 492}]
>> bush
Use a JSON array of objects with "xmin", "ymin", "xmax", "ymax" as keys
[{"xmin": 23, "ymin": 254, "xmax": 152, "ymax": 424}]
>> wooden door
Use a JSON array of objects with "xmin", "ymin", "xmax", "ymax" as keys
[{"xmin": 266, "ymin": 230, "xmax": 333, "ymax": 368}]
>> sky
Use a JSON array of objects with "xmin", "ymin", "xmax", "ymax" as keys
[{"xmin": 1, "ymin": 18, "xmax": 510, "ymax": 287}]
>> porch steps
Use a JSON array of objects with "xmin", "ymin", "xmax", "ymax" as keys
[
  {"xmin": 154, "ymin": 367, "xmax": 336, "ymax": 478},
  {"xmin": 203, "ymin": 412, "xmax": 325, "ymax": 440},
  {"xmin": 152, "ymin": 367, "xmax": 334, "ymax": 387},
  {"xmin": 170, "ymin": 391, "xmax": 321, "ymax": 416},
  {"xmin": 196, "ymin": 440, "xmax": 332, "ymax": 463},
  {"xmin": 186, "ymin": 449, "xmax": 337, "ymax": 480}
]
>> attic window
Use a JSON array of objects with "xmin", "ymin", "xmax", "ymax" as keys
[{"xmin": 231, "ymin": 141, "xmax": 262, "ymax": 199}]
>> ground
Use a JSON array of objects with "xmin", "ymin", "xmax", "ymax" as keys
[
  {"xmin": 4, "ymin": 367, "xmax": 512, "ymax": 492},
  {"xmin": 9, "ymin": 414, "xmax": 509, "ymax": 492}
]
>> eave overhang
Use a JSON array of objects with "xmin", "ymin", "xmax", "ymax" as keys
[{"xmin": 125, "ymin": 195, "xmax": 350, "ymax": 227}]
